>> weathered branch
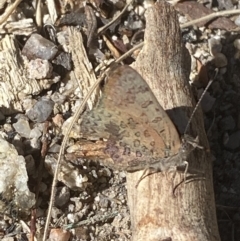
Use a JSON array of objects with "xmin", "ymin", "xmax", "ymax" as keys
[{"xmin": 129, "ymin": 2, "xmax": 220, "ymax": 241}]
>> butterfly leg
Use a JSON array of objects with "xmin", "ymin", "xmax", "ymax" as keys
[
  {"xmin": 135, "ymin": 168, "xmax": 149, "ymax": 188},
  {"xmin": 183, "ymin": 161, "xmax": 189, "ymax": 182},
  {"xmin": 135, "ymin": 168, "xmax": 162, "ymax": 188}
]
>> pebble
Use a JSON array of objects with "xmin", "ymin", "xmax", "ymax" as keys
[
  {"xmin": 52, "ymin": 52, "xmax": 72, "ymax": 70},
  {"xmin": 25, "ymin": 155, "xmax": 36, "ymax": 176},
  {"xmin": 234, "ymin": 15, "xmax": 240, "ymax": 27},
  {"xmin": 208, "ymin": 36, "xmax": 222, "ymax": 55},
  {"xmin": 39, "ymin": 182, "xmax": 47, "ymax": 193},
  {"xmin": 234, "ymin": 39, "xmax": 240, "ymax": 50},
  {"xmin": 55, "ymin": 186, "xmax": 70, "ymax": 207},
  {"xmin": 3, "ymin": 123, "xmax": 13, "ymax": 132},
  {"xmin": 29, "ymin": 126, "xmax": 42, "ymax": 139},
  {"xmin": 12, "ymin": 134, "xmax": 24, "ymax": 155},
  {"xmin": 51, "ymin": 207, "xmax": 63, "ymax": 219},
  {"xmin": 27, "ymin": 98, "xmax": 54, "ymax": 123},
  {"xmin": 99, "ymin": 198, "xmax": 109, "ymax": 209},
  {"xmin": 29, "ymin": 137, "xmax": 41, "ymax": 150},
  {"xmin": 224, "ymin": 130, "xmax": 240, "ymax": 150},
  {"xmin": 198, "ymin": 89, "xmax": 215, "ymax": 113},
  {"xmin": 51, "ymin": 92, "xmax": 66, "ymax": 104},
  {"xmin": 27, "ymin": 59, "xmax": 53, "ymax": 79},
  {"xmin": 22, "ymin": 98, "xmax": 37, "ymax": 112},
  {"xmin": 0, "ymin": 111, "xmax": 5, "ymax": 121},
  {"xmin": 0, "ymin": 136, "xmax": 35, "ymax": 216},
  {"xmin": 22, "ymin": 33, "xmax": 58, "ymax": 60},
  {"xmin": 13, "ymin": 118, "xmax": 31, "ymax": 138},
  {"xmin": 219, "ymin": 116, "xmax": 236, "ymax": 131},
  {"xmin": 48, "ymin": 143, "xmax": 61, "ymax": 153},
  {"xmin": 214, "ymin": 52, "xmax": 228, "ymax": 67}
]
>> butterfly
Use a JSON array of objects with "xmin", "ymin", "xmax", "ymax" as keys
[{"xmin": 68, "ymin": 65, "xmax": 201, "ymax": 177}]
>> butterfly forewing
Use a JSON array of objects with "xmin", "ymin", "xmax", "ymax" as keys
[{"xmin": 80, "ymin": 66, "xmax": 181, "ymax": 170}]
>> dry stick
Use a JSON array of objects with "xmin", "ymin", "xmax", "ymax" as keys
[
  {"xmin": 180, "ymin": 9, "xmax": 240, "ymax": 29},
  {"xmin": 0, "ymin": 0, "xmax": 23, "ymax": 25}
]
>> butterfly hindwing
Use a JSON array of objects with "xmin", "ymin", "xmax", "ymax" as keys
[{"xmin": 80, "ymin": 66, "xmax": 181, "ymax": 169}]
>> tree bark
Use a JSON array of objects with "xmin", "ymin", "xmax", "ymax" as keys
[{"xmin": 128, "ymin": 2, "xmax": 220, "ymax": 241}]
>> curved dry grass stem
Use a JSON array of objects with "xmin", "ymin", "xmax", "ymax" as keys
[
  {"xmin": 180, "ymin": 9, "xmax": 240, "ymax": 29},
  {"xmin": 0, "ymin": 0, "xmax": 23, "ymax": 25},
  {"xmin": 42, "ymin": 37, "xmax": 144, "ymax": 241},
  {"xmin": 97, "ymin": 0, "xmax": 133, "ymax": 35},
  {"xmin": 42, "ymin": 72, "xmax": 107, "ymax": 241}
]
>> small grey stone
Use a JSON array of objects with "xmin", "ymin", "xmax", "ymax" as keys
[
  {"xmin": 22, "ymin": 98, "xmax": 37, "ymax": 112},
  {"xmin": 214, "ymin": 53, "xmax": 228, "ymax": 67},
  {"xmin": 28, "ymin": 59, "xmax": 53, "ymax": 79},
  {"xmin": 51, "ymin": 92, "xmax": 66, "ymax": 104},
  {"xmin": 22, "ymin": 33, "xmax": 58, "ymax": 60},
  {"xmin": 55, "ymin": 186, "xmax": 70, "ymax": 207},
  {"xmin": 0, "ymin": 111, "xmax": 5, "ymax": 121},
  {"xmin": 224, "ymin": 130, "xmax": 240, "ymax": 150},
  {"xmin": 13, "ymin": 118, "xmax": 31, "ymax": 138},
  {"xmin": 219, "ymin": 116, "xmax": 236, "ymax": 131},
  {"xmin": 29, "ymin": 137, "xmax": 41, "ymax": 150},
  {"xmin": 29, "ymin": 127, "xmax": 42, "ymax": 139},
  {"xmin": 198, "ymin": 90, "xmax": 216, "ymax": 113},
  {"xmin": 234, "ymin": 39, "xmax": 240, "ymax": 50},
  {"xmin": 48, "ymin": 143, "xmax": 61, "ymax": 153},
  {"xmin": 27, "ymin": 99, "xmax": 54, "ymax": 123},
  {"xmin": 51, "ymin": 207, "xmax": 63, "ymax": 219},
  {"xmin": 234, "ymin": 16, "xmax": 240, "ymax": 27},
  {"xmin": 99, "ymin": 198, "xmax": 109, "ymax": 209},
  {"xmin": 208, "ymin": 37, "xmax": 222, "ymax": 56},
  {"xmin": 128, "ymin": 20, "xmax": 143, "ymax": 30},
  {"xmin": 25, "ymin": 155, "xmax": 36, "ymax": 176},
  {"xmin": 39, "ymin": 182, "xmax": 47, "ymax": 193}
]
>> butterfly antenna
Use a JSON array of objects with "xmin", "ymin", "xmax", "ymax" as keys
[{"xmin": 184, "ymin": 68, "xmax": 219, "ymax": 135}]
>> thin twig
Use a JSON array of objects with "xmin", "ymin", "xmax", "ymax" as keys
[
  {"xmin": 115, "ymin": 42, "xmax": 144, "ymax": 63},
  {"xmin": 97, "ymin": 0, "xmax": 133, "ymax": 35},
  {"xmin": 180, "ymin": 9, "xmax": 240, "ymax": 29},
  {"xmin": 0, "ymin": 0, "xmax": 23, "ymax": 25},
  {"xmin": 42, "ymin": 71, "xmax": 108, "ymax": 241},
  {"xmin": 184, "ymin": 69, "xmax": 218, "ymax": 135}
]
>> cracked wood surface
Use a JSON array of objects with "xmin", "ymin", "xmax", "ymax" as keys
[{"xmin": 128, "ymin": 2, "xmax": 221, "ymax": 241}]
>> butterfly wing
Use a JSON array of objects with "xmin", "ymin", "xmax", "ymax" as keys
[{"xmin": 80, "ymin": 66, "xmax": 181, "ymax": 170}]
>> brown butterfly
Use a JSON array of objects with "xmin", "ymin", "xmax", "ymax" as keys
[{"xmin": 68, "ymin": 65, "xmax": 201, "ymax": 176}]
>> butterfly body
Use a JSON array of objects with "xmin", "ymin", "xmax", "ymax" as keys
[{"xmin": 78, "ymin": 66, "xmax": 198, "ymax": 172}]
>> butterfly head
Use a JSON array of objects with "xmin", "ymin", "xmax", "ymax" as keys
[{"xmin": 179, "ymin": 135, "xmax": 203, "ymax": 160}]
